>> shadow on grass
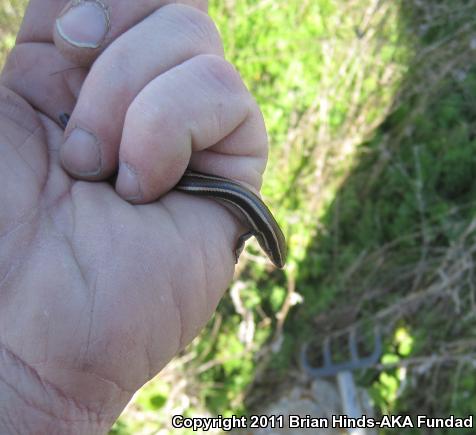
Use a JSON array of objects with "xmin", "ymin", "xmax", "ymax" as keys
[{"xmin": 247, "ymin": 0, "xmax": 476, "ymax": 427}]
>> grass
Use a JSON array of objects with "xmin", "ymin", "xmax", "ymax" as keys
[
  {"xmin": 0, "ymin": 0, "xmax": 21, "ymax": 60},
  {"xmin": 1, "ymin": 1, "xmax": 476, "ymax": 434}
]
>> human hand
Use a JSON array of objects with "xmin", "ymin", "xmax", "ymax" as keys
[{"xmin": 0, "ymin": 1, "xmax": 268, "ymax": 433}]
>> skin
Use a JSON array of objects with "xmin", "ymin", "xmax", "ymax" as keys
[{"xmin": 0, "ymin": 1, "xmax": 268, "ymax": 433}]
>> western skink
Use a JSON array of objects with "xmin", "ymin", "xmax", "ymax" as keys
[
  {"xmin": 175, "ymin": 170, "xmax": 286, "ymax": 268},
  {"xmin": 59, "ymin": 113, "xmax": 286, "ymax": 268}
]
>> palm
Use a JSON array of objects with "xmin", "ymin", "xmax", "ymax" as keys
[
  {"xmin": 0, "ymin": 48, "xmax": 235, "ymax": 417},
  {"xmin": 0, "ymin": 1, "xmax": 266, "ymax": 428}
]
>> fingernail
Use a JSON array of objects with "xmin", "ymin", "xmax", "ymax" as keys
[
  {"xmin": 62, "ymin": 128, "xmax": 102, "ymax": 176},
  {"xmin": 116, "ymin": 163, "xmax": 142, "ymax": 201},
  {"xmin": 56, "ymin": 1, "xmax": 110, "ymax": 49}
]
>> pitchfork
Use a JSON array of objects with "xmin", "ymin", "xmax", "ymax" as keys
[{"xmin": 301, "ymin": 326, "xmax": 382, "ymax": 435}]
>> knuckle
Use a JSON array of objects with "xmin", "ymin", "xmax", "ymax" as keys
[
  {"xmin": 158, "ymin": 4, "xmax": 223, "ymax": 54},
  {"xmin": 127, "ymin": 90, "xmax": 183, "ymax": 153},
  {"xmin": 128, "ymin": 91, "xmax": 169, "ymax": 133},
  {"xmin": 193, "ymin": 54, "xmax": 247, "ymax": 96},
  {"xmin": 92, "ymin": 46, "xmax": 134, "ymax": 99}
]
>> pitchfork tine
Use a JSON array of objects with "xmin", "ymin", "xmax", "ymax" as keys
[{"xmin": 301, "ymin": 326, "xmax": 382, "ymax": 377}]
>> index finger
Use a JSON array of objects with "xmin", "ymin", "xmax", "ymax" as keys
[{"xmin": 17, "ymin": 0, "xmax": 208, "ymax": 66}]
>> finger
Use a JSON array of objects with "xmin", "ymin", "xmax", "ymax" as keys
[
  {"xmin": 60, "ymin": 4, "xmax": 223, "ymax": 179},
  {"xmin": 18, "ymin": 0, "xmax": 207, "ymax": 42},
  {"xmin": 116, "ymin": 54, "xmax": 268, "ymax": 203},
  {"xmin": 9, "ymin": 1, "xmax": 207, "ymax": 118},
  {"xmin": 0, "ymin": 42, "xmax": 86, "ymax": 126},
  {"xmin": 16, "ymin": 0, "xmax": 68, "ymax": 43},
  {"xmin": 54, "ymin": 0, "xmax": 207, "ymax": 67}
]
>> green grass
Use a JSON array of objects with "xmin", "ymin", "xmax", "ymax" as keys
[
  {"xmin": 0, "ymin": 0, "xmax": 23, "ymax": 60},
  {"xmin": 1, "ymin": 1, "xmax": 476, "ymax": 434}
]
